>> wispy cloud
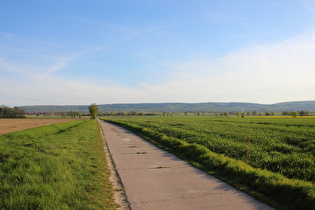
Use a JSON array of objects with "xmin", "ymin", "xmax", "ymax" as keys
[
  {"xmin": 0, "ymin": 35, "xmax": 101, "ymax": 78},
  {"xmin": 123, "ymin": 26, "xmax": 168, "ymax": 39},
  {"xmin": 0, "ymin": 71, "xmax": 145, "ymax": 105},
  {"xmin": 3, "ymin": 32, "xmax": 315, "ymax": 105},
  {"xmin": 2, "ymin": 27, "xmax": 315, "ymax": 105},
  {"xmin": 41, "ymin": 53, "xmax": 82, "ymax": 77},
  {"xmin": 300, "ymin": 0, "xmax": 315, "ymax": 12},
  {"xmin": 0, "ymin": 52, "xmax": 71, "ymax": 78},
  {"xmin": 59, "ymin": 15, "xmax": 167, "ymax": 40},
  {"xmin": 43, "ymin": 61, "xmax": 68, "ymax": 77},
  {"xmin": 140, "ymin": 32, "xmax": 315, "ymax": 104},
  {"xmin": 0, "ymin": 32, "xmax": 19, "ymax": 41}
]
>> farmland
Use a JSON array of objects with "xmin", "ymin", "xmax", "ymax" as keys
[
  {"xmin": 0, "ymin": 118, "xmax": 82, "ymax": 135},
  {"xmin": 105, "ymin": 116, "xmax": 315, "ymax": 209},
  {"xmin": 0, "ymin": 119, "xmax": 116, "ymax": 209}
]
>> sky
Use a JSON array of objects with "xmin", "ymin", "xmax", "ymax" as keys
[{"xmin": 1, "ymin": 0, "xmax": 315, "ymax": 106}]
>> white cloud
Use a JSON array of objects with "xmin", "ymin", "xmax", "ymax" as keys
[
  {"xmin": 139, "ymin": 33, "xmax": 315, "ymax": 104},
  {"xmin": 0, "ymin": 72, "xmax": 144, "ymax": 106},
  {"xmin": 2, "ymin": 32, "xmax": 315, "ymax": 106}
]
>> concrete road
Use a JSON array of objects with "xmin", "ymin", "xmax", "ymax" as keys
[{"xmin": 98, "ymin": 119, "xmax": 274, "ymax": 210}]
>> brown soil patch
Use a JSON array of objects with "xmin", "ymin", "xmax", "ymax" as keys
[{"xmin": 0, "ymin": 118, "xmax": 83, "ymax": 135}]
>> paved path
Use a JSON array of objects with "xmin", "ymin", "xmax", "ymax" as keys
[{"xmin": 98, "ymin": 120, "xmax": 274, "ymax": 210}]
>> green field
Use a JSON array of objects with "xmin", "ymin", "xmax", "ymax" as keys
[
  {"xmin": 105, "ymin": 116, "xmax": 315, "ymax": 209},
  {"xmin": 0, "ymin": 120, "xmax": 116, "ymax": 209}
]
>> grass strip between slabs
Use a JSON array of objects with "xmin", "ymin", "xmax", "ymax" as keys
[
  {"xmin": 105, "ymin": 118, "xmax": 315, "ymax": 210},
  {"xmin": 0, "ymin": 119, "xmax": 116, "ymax": 209}
]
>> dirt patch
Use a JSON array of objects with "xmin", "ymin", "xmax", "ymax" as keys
[{"xmin": 0, "ymin": 118, "xmax": 82, "ymax": 135}]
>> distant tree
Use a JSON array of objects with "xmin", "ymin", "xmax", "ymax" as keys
[
  {"xmin": 11, "ymin": 106, "xmax": 18, "ymax": 118},
  {"xmin": 127, "ymin": 111, "xmax": 136, "ymax": 116},
  {"xmin": 291, "ymin": 111, "xmax": 298, "ymax": 118},
  {"xmin": 265, "ymin": 112, "xmax": 270, "ymax": 116},
  {"xmin": 282, "ymin": 111, "xmax": 288, "ymax": 116},
  {"xmin": 0, "ymin": 105, "xmax": 25, "ymax": 118},
  {"xmin": 298, "ymin": 111, "xmax": 306, "ymax": 116},
  {"xmin": 2, "ymin": 106, "xmax": 9, "ymax": 118},
  {"xmin": 89, "ymin": 103, "xmax": 99, "ymax": 119},
  {"xmin": 252, "ymin": 111, "xmax": 257, "ymax": 116},
  {"xmin": 68, "ymin": 111, "xmax": 78, "ymax": 118}
]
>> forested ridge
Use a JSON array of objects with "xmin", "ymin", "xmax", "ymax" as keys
[{"xmin": 20, "ymin": 101, "xmax": 315, "ymax": 113}]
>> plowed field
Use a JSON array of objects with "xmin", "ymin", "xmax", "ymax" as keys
[{"xmin": 0, "ymin": 118, "xmax": 82, "ymax": 135}]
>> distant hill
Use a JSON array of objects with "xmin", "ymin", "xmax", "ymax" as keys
[{"xmin": 20, "ymin": 101, "xmax": 315, "ymax": 113}]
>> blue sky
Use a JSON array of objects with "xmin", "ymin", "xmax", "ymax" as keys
[{"xmin": 1, "ymin": 0, "xmax": 315, "ymax": 106}]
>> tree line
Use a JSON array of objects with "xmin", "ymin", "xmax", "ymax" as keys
[
  {"xmin": 282, "ymin": 111, "xmax": 309, "ymax": 117},
  {"xmin": 26, "ymin": 111, "xmax": 82, "ymax": 118},
  {"xmin": 0, "ymin": 105, "xmax": 26, "ymax": 118}
]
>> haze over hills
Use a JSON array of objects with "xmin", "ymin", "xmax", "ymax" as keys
[{"xmin": 20, "ymin": 101, "xmax": 315, "ymax": 113}]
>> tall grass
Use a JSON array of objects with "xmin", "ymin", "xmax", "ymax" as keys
[
  {"xmin": 107, "ymin": 117, "xmax": 315, "ymax": 182},
  {"xmin": 0, "ymin": 120, "xmax": 116, "ymax": 209},
  {"xmin": 105, "ymin": 117, "xmax": 315, "ymax": 210}
]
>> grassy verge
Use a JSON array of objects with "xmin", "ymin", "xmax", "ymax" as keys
[
  {"xmin": 105, "ymin": 118, "xmax": 315, "ymax": 210},
  {"xmin": 0, "ymin": 120, "xmax": 116, "ymax": 209}
]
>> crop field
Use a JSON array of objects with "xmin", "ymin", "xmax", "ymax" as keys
[
  {"xmin": 0, "ymin": 120, "xmax": 116, "ymax": 209},
  {"xmin": 105, "ymin": 116, "xmax": 315, "ymax": 209},
  {"xmin": 0, "ymin": 118, "xmax": 82, "ymax": 135}
]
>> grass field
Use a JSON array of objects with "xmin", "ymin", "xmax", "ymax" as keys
[
  {"xmin": 0, "ymin": 119, "xmax": 116, "ymax": 209},
  {"xmin": 105, "ymin": 116, "xmax": 315, "ymax": 209}
]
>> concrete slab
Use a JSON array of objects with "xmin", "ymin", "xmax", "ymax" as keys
[{"xmin": 98, "ymin": 119, "xmax": 274, "ymax": 210}]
